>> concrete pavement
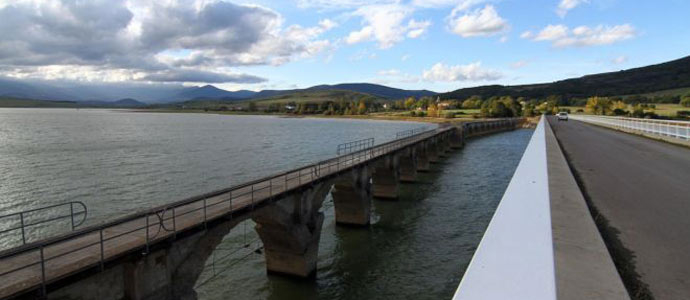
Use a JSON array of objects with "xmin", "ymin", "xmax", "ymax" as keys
[{"xmin": 549, "ymin": 117, "xmax": 690, "ymax": 300}]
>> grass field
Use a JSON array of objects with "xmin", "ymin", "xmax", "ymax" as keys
[
  {"xmin": 0, "ymin": 97, "xmax": 80, "ymax": 108},
  {"xmin": 558, "ymin": 104, "xmax": 689, "ymax": 117}
]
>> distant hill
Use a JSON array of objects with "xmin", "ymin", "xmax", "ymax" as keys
[
  {"xmin": 79, "ymin": 98, "xmax": 147, "ymax": 107},
  {"xmin": 252, "ymin": 83, "xmax": 435, "ymax": 100},
  {"xmin": 440, "ymin": 55, "xmax": 690, "ymax": 100},
  {"xmin": 171, "ymin": 85, "xmax": 256, "ymax": 101}
]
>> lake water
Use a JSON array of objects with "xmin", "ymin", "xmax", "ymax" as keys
[
  {"xmin": 0, "ymin": 109, "xmax": 430, "ymax": 248},
  {"xmin": 0, "ymin": 108, "xmax": 533, "ymax": 299}
]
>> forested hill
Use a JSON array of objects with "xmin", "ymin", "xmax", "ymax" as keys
[{"xmin": 440, "ymin": 55, "xmax": 690, "ymax": 100}]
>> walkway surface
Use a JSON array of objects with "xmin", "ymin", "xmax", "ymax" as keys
[{"xmin": 549, "ymin": 117, "xmax": 690, "ymax": 300}]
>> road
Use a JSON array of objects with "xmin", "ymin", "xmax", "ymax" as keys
[{"xmin": 549, "ymin": 117, "xmax": 690, "ymax": 300}]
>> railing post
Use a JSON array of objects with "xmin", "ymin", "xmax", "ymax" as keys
[
  {"xmin": 203, "ymin": 198, "xmax": 208, "ymax": 229},
  {"xmin": 251, "ymin": 184, "xmax": 255, "ymax": 208},
  {"xmin": 20, "ymin": 212, "xmax": 26, "ymax": 245},
  {"xmin": 145, "ymin": 214, "xmax": 150, "ymax": 254},
  {"xmin": 70, "ymin": 202, "xmax": 75, "ymax": 230},
  {"xmin": 99, "ymin": 228, "xmax": 105, "ymax": 270},
  {"xmin": 172, "ymin": 207, "xmax": 177, "ymax": 239},
  {"xmin": 40, "ymin": 245, "xmax": 46, "ymax": 297}
]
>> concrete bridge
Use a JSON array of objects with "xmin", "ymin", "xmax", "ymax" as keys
[{"xmin": 0, "ymin": 119, "xmax": 520, "ymax": 300}]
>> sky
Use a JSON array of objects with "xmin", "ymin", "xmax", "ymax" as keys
[{"xmin": 0, "ymin": 0, "xmax": 689, "ymax": 93}]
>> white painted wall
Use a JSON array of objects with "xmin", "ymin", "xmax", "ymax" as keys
[{"xmin": 453, "ymin": 117, "xmax": 556, "ymax": 300}]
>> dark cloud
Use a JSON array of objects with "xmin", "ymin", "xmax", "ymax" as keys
[
  {"xmin": 142, "ymin": 69, "xmax": 267, "ymax": 84},
  {"xmin": 0, "ymin": 0, "xmax": 333, "ymax": 83}
]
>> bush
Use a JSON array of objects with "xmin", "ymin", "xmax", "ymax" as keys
[
  {"xmin": 612, "ymin": 108, "xmax": 628, "ymax": 116},
  {"xmin": 681, "ymin": 95, "xmax": 690, "ymax": 107},
  {"xmin": 443, "ymin": 111, "xmax": 455, "ymax": 118},
  {"xmin": 676, "ymin": 111, "xmax": 690, "ymax": 119},
  {"xmin": 576, "ymin": 109, "xmax": 584, "ymax": 113}
]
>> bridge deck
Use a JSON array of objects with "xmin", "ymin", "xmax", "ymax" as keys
[
  {"xmin": 550, "ymin": 117, "xmax": 690, "ymax": 300},
  {"xmin": 0, "ymin": 125, "xmax": 469, "ymax": 299}
]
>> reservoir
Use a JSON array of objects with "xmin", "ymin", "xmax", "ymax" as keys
[{"xmin": 0, "ymin": 108, "xmax": 532, "ymax": 299}]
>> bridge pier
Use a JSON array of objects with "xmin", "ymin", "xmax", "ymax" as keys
[
  {"xmin": 427, "ymin": 139, "xmax": 441, "ymax": 163},
  {"xmin": 372, "ymin": 154, "xmax": 400, "ymax": 199},
  {"xmin": 450, "ymin": 128, "xmax": 465, "ymax": 149},
  {"xmin": 416, "ymin": 143, "xmax": 431, "ymax": 172},
  {"xmin": 399, "ymin": 147, "xmax": 418, "ymax": 182},
  {"xmin": 332, "ymin": 165, "xmax": 372, "ymax": 226},
  {"xmin": 252, "ymin": 180, "xmax": 333, "ymax": 278}
]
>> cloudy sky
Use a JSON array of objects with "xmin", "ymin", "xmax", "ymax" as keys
[{"xmin": 1, "ymin": 0, "xmax": 689, "ymax": 92}]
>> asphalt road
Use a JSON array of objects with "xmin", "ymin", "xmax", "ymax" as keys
[{"xmin": 549, "ymin": 117, "xmax": 690, "ymax": 300}]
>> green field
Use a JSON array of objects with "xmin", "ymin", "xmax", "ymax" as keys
[{"xmin": 0, "ymin": 97, "xmax": 80, "ymax": 108}]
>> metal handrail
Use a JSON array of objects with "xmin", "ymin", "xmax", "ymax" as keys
[
  {"xmin": 0, "ymin": 119, "xmax": 514, "ymax": 299},
  {"xmin": 570, "ymin": 115, "xmax": 690, "ymax": 140},
  {"xmin": 0, "ymin": 201, "xmax": 87, "ymax": 246},
  {"xmin": 396, "ymin": 127, "xmax": 428, "ymax": 139},
  {"xmin": 337, "ymin": 137, "xmax": 375, "ymax": 155}
]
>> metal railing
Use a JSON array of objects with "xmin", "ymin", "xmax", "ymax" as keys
[
  {"xmin": 0, "ymin": 202, "xmax": 87, "ymax": 246},
  {"xmin": 570, "ymin": 115, "xmax": 690, "ymax": 140},
  {"xmin": 396, "ymin": 127, "xmax": 428, "ymax": 139},
  {"xmin": 336, "ymin": 138, "xmax": 375, "ymax": 155}
]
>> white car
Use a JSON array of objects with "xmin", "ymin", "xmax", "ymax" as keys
[{"xmin": 557, "ymin": 112, "xmax": 569, "ymax": 121}]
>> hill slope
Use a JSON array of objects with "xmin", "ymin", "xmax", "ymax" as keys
[
  {"xmin": 252, "ymin": 83, "xmax": 435, "ymax": 100},
  {"xmin": 441, "ymin": 55, "xmax": 690, "ymax": 99}
]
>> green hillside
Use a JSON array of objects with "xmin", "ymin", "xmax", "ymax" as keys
[{"xmin": 440, "ymin": 55, "xmax": 690, "ymax": 100}]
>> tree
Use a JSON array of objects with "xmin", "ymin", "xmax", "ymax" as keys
[
  {"xmin": 357, "ymin": 101, "xmax": 367, "ymax": 115},
  {"xmin": 248, "ymin": 102, "xmax": 257, "ymax": 112},
  {"xmin": 427, "ymin": 102, "xmax": 439, "ymax": 117},
  {"xmin": 585, "ymin": 96, "xmax": 612, "ymax": 115},
  {"xmin": 404, "ymin": 97, "xmax": 416, "ymax": 110},
  {"xmin": 681, "ymin": 94, "xmax": 690, "ymax": 107}
]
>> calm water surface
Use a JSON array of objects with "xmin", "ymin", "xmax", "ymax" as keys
[
  {"xmin": 0, "ymin": 109, "xmax": 429, "ymax": 248},
  {"xmin": 0, "ymin": 108, "xmax": 533, "ymax": 299}
]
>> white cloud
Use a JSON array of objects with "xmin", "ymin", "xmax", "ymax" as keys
[
  {"xmin": 401, "ymin": 54, "xmax": 411, "ymax": 61},
  {"xmin": 557, "ymin": 0, "xmax": 588, "ymax": 18},
  {"xmin": 523, "ymin": 24, "xmax": 636, "ymax": 47},
  {"xmin": 422, "ymin": 62, "xmax": 502, "ymax": 82},
  {"xmin": 0, "ymin": 0, "xmax": 335, "ymax": 83},
  {"xmin": 375, "ymin": 68, "xmax": 420, "ymax": 84},
  {"xmin": 447, "ymin": 5, "xmax": 509, "ymax": 38},
  {"xmin": 407, "ymin": 19, "xmax": 432, "ymax": 38},
  {"xmin": 520, "ymin": 31, "xmax": 535, "ymax": 39},
  {"xmin": 511, "ymin": 60, "xmax": 528, "ymax": 69},
  {"xmin": 534, "ymin": 25, "xmax": 569, "ymax": 41},
  {"xmin": 346, "ymin": 4, "xmax": 430, "ymax": 48},
  {"xmin": 612, "ymin": 55, "xmax": 628, "ymax": 64}
]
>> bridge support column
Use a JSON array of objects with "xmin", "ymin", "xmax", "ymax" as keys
[
  {"xmin": 427, "ymin": 139, "xmax": 440, "ymax": 163},
  {"xmin": 450, "ymin": 128, "xmax": 465, "ymax": 149},
  {"xmin": 416, "ymin": 143, "xmax": 430, "ymax": 172},
  {"xmin": 399, "ymin": 147, "xmax": 418, "ymax": 182},
  {"xmin": 372, "ymin": 154, "xmax": 400, "ymax": 199},
  {"xmin": 252, "ymin": 180, "xmax": 333, "ymax": 278},
  {"xmin": 332, "ymin": 165, "xmax": 372, "ymax": 226},
  {"xmin": 440, "ymin": 134, "xmax": 452, "ymax": 156}
]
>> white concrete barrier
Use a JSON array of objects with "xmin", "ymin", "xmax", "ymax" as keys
[{"xmin": 453, "ymin": 116, "xmax": 556, "ymax": 300}]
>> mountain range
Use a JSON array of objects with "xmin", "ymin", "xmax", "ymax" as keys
[
  {"xmin": 0, "ymin": 78, "xmax": 436, "ymax": 104},
  {"xmin": 2, "ymin": 55, "xmax": 690, "ymax": 106}
]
